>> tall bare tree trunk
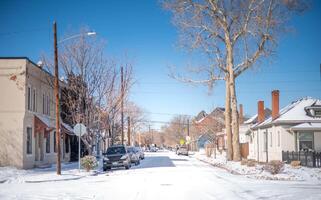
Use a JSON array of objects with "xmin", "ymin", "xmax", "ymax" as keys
[
  {"xmin": 225, "ymin": 74, "xmax": 233, "ymax": 161},
  {"xmin": 229, "ymin": 73, "xmax": 241, "ymax": 161},
  {"xmin": 226, "ymin": 39, "xmax": 241, "ymax": 161}
]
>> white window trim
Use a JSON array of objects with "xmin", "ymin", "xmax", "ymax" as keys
[{"xmin": 270, "ymin": 132, "xmax": 272, "ymax": 147}]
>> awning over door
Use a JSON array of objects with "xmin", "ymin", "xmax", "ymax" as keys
[{"xmin": 34, "ymin": 114, "xmax": 75, "ymax": 136}]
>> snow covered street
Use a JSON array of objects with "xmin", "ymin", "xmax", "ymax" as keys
[{"xmin": 1, "ymin": 151, "xmax": 321, "ymax": 200}]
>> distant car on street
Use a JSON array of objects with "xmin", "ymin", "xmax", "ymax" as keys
[
  {"xmin": 150, "ymin": 147, "xmax": 157, "ymax": 152},
  {"xmin": 103, "ymin": 145, "xmax": 131, "ymax": 171},
  {"xmin": 135, "ymin": 147, "xmax": 145, "ymax": 160},
  {"xmin": 127, "ymin": 146, "xmax": 140, "ymax": 165},
  {"xmin": 177, "ymin": 146, "xmax": 188, "ymax": 156}
]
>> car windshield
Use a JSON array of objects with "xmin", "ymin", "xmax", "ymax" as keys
[
  {"xmin": 127, "ymin": 147, "xmax": 134, "ymax": 152},
  {"xmin": 106, "ymin": 147, "xmax": 126, "ymax": 154}
]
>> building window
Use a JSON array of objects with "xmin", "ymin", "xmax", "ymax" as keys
[
  {"xmin": 65, "ymin": 136, "xmax": 69, "ymax": 153},
  {"xmin": 26, "ymin": 127, "xmax": 32, "ymax": 154},
  {"xmin": 270, "ymin": 132, "xmax": 272, "ymax": 147},
  {"xmin": 46, "ymin": 133, "xmax": 50, "ymax": 153},
  {"xmin": 47, "ymin": 94, "xmax": 50, "ymax": 115},
  {"xmin": 27, "ymin": 87, "xmax": 32, "ymax": 111},
  {"xmin": 299, "ymin": 132, "xmax": 314, "ymax": 151},
  {"xmin": 53, "ymin": 131, "xmax": 57, "ymax": 152},
  {"xmin": 277, "ymin": 131, "xmax": 280, "ymax": 147},
  {"xmin": 42, "ymin": 93, "xmax": 45, "ymax": 114},
  {"xmin": 32, "ymin": 89, "xmax": 37, "ymax": 112},
  {"xmin": 263, "ymin": 131, "xmax": 267, "ymax": 152}
]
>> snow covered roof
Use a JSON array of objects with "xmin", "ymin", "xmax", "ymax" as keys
[
  {"xmin": 253, "ymin": 97, "xmax": 321, "ymax": 129},
  {"xmin": 290, "ymin": 123, "xmax": 321, "ymax": 131},
  {"xmin": 244, "ymin": 108, "xmax": 271, "ymax": 125}
]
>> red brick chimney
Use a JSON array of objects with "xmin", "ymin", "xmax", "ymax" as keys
[
  {"xmin": 258, "ymin": 101, "xmax": 265, "ymax": 123},
  {"xmin": 239, "ymin": 104, "xmax": 244, "ymax": 124},
  {"xmin": 272, "ymin": 90, "xmax": 280, "ymax": 120}
]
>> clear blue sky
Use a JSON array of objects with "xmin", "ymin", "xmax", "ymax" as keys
[{"xmin": 1, "ymin": 0, "xmax": 320, "ymax": 130}]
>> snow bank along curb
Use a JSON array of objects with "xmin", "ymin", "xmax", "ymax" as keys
[
  {"xmin": 0, "ymin": 163, "xmax": 101, "ymax": 184},
  {"xmin": 191, "ymin": 154, "xmax": 241, "ymax": 175},
  {"xmin": 192, "ymin": 152, "xmax": 321, "ymax": 182}
]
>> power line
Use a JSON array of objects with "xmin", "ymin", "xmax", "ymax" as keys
[
  {"xmin": 138, "ymin": 79, "xmax": 321, "ymax": 85},
  {"xmin": 0, "ymin": 27, "xmax": 49, "ymax": 37}
]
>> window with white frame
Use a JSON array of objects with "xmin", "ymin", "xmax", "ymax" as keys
[
  {"xmin": 27, "ymin": 87, "xmax": 32, "ymax": 111},
  {"xmin": 263, "ymin": 131, "xmax": 267, "ymax": 152},
  {"xmin": 299, "ymin": 132, "xmax": 314, "ymax": 151},
  {"xmin": 270, "ymin": 132, "xmax": 272, "ymax": 147},
  {"xmin": 26, "ymin": 127, "xmax": 32, "ymax": 154},
  {"xmin": 277, "ymin": 131, "xmax": 280, "ymax": 147}
]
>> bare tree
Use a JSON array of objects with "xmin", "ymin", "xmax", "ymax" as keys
[
  {"xmin": 163, "ymin": 0, "xmax": 308, "ymax": 161},
  {"xmin": 42, "ymin": 27, "xmax": 135, "ymax": 155}
]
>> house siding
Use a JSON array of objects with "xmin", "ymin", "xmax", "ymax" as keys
[{"xmin": 313, "ymin": 132, "xmax": 321, "ymax": 152}]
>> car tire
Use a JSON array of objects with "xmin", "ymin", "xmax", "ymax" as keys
[{"xmin": 125, "ymin": 165, "xmax": 130, "ymax": 170}]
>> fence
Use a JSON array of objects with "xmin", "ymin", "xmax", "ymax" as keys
[{"xmin": 282, "ymin": 151, "xmax": 321, "ymax": 168}]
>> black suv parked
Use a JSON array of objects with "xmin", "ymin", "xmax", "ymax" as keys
[{"xmin": 103, "ymin": 145, "xmax": 131, "ymax": 171}]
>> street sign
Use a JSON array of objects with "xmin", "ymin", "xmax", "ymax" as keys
[
  {"xmin": 180, "ymin": 139, "xmax": 185, "ymax": 145},
  {"xmin": 73, "ymin": 123, "xmax": 87, "ymax": 171},
  {"xmin": 73, "ymin": 123, "xmax": 87, "ymax": 137}
]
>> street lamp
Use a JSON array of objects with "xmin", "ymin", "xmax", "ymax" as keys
[
  {"xmin": 58, "ymin": 31, "xmax": 96, "ymax": 44},
  {"xmin": 53, "ymin": 21, "xmax": 96, "ymax": 175}
]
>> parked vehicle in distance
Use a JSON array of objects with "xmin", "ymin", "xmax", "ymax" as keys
[
  {"xmin": 135, "ymin": 147, "xmax": 145, "ymax": 160},
  {"xmin": 177, "ymin": 146, "xmax": 188, "ymax": 156},
  {"xmin": 127, "ymin": 146, "xmax": 140, "ymax": 165},
  {"xmin": 150, "ymin": 147, "xmax": 157, "ymax": 152},
  {"xmin": 103, "ymin": 145, "xmax": 131, "ymax": 171}
]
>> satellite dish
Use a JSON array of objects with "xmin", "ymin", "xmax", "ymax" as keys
[{"xmin": 37, "ymin": 61, "xmax": 44, "ymax": 68}]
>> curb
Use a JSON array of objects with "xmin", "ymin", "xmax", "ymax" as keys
[{"xmin": 193, "ymin": 156, "xmax": 241, "ymax": 175}]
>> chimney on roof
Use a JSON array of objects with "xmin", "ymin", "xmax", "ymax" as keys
[
  {"xmin": 239, "ymin": 104, "xmax": 244, "ymax": 124},
  {"xmin": 258, "ymin": 101, "xmax": 265, "ymax": 123},
  {"xmin": 272, "ymin": 90, "xmax": 280, "ymax": 120}
]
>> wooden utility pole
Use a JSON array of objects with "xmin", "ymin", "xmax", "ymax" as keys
[
  {"xmin": 53, "ymin": 21, "xmax": 61, "ymax": 175},
  {"xmin": 127, "ymin": 116, "xmax": 131, "ymax": 146},
  {"xmin": 121, "ymin": 66, "xmax": 124, "ymax": 145}
]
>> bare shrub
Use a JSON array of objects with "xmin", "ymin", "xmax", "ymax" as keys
[
  {"xmin": 290, "ymin": 160, "xmax": 301, "ymax": 168},
  {"xmin": 246, "ymin": 159, "xmax": 257, "ymax": 167},
  {"xmin": 264, "ymin": 160, "xmax": 284, "ymax": 175},
  {"xmin": 240, "ymin": 159, "xmax": 248, "ymax": 165}
]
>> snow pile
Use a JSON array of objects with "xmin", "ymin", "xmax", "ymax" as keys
[
  {"xmin": 0, "ymin": 162, "xmax": 100, "ymax": 184},
  {"xmin": 193, "ymin": 151, "xmax": 321, "ymax": 182}
]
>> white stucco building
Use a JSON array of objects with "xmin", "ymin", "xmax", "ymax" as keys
[{"xmin": 248, "ymin": 90, "xmax": 321, "ymax": 162}]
